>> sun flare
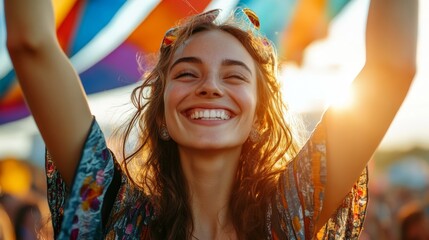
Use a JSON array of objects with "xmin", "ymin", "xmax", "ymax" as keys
[
  {"xmin": 280, "ymin": 64, "xmax": 356, "ymax": 114},
  {"xmin": 326, "ymin": 83, "xmax": 354, "ymax": 109}
]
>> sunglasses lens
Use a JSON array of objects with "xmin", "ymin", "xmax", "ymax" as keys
[
  {"xmin": 243, "ymin": 8, "xmax": 260, "ymax": 30},
  {"xmin": 196, "ymin": 9, "xmax": 221, "ymax": 23}
]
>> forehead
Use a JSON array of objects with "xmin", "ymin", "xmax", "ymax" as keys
[{"xmin": 170, "ymin": 30, "xmax": 255, "ymax": 70}]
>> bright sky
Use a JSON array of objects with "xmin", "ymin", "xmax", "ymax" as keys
[{"xmin": 0, "ymin": 0, "xmax": 428, "ymax": 161}]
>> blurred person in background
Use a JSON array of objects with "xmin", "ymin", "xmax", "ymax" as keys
[
  {"xmin": 0, "ymin": 158, "xmax": 51, "ymax": 239},
  {"xmin": 398, "ymin": 200, "xmax": 429, "ymax": 240},
  {"xmin": 13, "ymin": 204, "xmax": 42, "ymax": 240},
  {"xmin": 0, "ymin": 203, "xmax": 15, "ymax": 240}
]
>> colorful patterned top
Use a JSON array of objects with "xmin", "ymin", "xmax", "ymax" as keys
[{"xmin": 46, "ymin": 119, "xmax": 368, "ymax": 239}]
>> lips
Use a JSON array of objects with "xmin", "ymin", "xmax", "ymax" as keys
[{"xmin": 185, "ymin": 108, "xmax": 232, "ymax": 120}]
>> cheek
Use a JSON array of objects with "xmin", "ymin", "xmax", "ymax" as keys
[
  {"xmin": 227, "ymin": 86, "xmax": 258, "ymax": 131},
  {"xmin": 163, "ymin": 82, "xmax": 189, "ymax": 120},
  {"xmin": 236, "ymin": 86, "xmax": 258, "ymax": 116}
]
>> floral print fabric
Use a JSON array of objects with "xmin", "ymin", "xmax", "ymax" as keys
[
  {"xmin": 268, "ymin": 120, "xmax": 368, "ymax": 239},
  {"xmin": 46, "ymin": 119, "xmax": 367, "ymax": 239},
  {"xmin": 46, "ymin": 120, "xmax": 115, "ymax": 239}
]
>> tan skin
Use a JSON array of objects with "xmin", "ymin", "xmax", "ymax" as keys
[{"xmin": 5, "ymin": 0, "xmax": 418, "ymax": 239}]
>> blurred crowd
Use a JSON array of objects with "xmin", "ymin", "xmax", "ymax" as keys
[
  {"xmin": 1, "ymin": 150, "xmax": 428, "ymax": 240},
  {"xmin": 0, "ymin": 158, "xmax": 52, "ymax": 240},
  {"xmin": 361, "ymin": 152, "xmax": 429, "ymax": 240}
]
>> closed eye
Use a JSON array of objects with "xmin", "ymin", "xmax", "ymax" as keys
[
  {"xmin": 174, "ymin": 71, "xmax": 199, "ymax": 80},
  {"xmin": 224, "ymin": 74, "xmax": 249, "ymax": 83},
  {"xmin": 227, "ymin": 75, "xmax": 245, "ymax": 80}
]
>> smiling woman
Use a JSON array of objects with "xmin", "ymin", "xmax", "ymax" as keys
[{"xmin": 4, "ymin": 0, "xmax": 418, "ymax": 239}]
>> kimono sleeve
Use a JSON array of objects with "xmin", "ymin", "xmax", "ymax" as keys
[
  {"xmin": 269, "ymin": 120, "xmax": 368, "ymax": 240},
  {"xmin": 45, "ymin": 119, "xmax": 116, "ymax": 239}
]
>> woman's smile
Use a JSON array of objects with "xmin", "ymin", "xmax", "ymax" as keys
[{"xmin": 187, "ymin": 109, "xmax": 232, "ymax": 121}]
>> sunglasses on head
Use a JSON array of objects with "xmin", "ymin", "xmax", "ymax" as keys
[{"xmin": 160, "ymin": 8, "xmax": 265, "ymax": 49}]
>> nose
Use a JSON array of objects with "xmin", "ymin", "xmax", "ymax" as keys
[{"xmin": 195, "ymin": 74, "xmax": 223, "ymax": 98}]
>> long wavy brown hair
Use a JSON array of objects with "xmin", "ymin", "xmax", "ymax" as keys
[{"xmin": 114, "ymin": 9, "xmax": 303, "ymax": 239}]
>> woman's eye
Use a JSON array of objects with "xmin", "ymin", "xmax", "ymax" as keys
[
  {"xmin": 225, "ymin": 74, "xmax": 248, "ymax": 83},
  {"xmin": 230, "ymin": 75, "xmax": 244, "ymax": 80},
  {"xmin": 174, "ymin": 72, "xmax": 197, "ymax": 79}
]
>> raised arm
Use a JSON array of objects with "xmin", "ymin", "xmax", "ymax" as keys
[
  {"xmin": 316, "ymin": 0, "xmax": 419, "ymax": 229},
  {"xmin": 5, "ymin": 0, "xmax": 93, "ymax": 185}
]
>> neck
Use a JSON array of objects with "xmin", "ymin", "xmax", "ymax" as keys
[{"xmin": 179, "ymin": 147, "xmax": 241, "ymax": 239}]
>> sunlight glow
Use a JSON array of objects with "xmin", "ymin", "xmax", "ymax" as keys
[
  {"xmin": 280, "ymin": 63, "xmax": 358, "ymax": 113},
  {"xmin": 280, "ymin": 0, "xmax": 366, "ymax": 114},
  {"xmin": 326, "ymin": 83, "xmax": 354, "ymax": 109}
]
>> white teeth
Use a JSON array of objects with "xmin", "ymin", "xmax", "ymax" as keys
[{"xmin": 189, "ymin": 109, "xmax": 231, "ymax": 120}]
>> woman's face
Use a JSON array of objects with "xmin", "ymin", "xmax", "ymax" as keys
[{"xmin": 164, "ymin": 29, "xmax": 258, "ymax": 151}]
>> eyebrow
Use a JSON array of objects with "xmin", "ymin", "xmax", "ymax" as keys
[
  {"xmin": 221, "ymin": 59, "xmax": 252, "ymax": 75},
  {"xmin": 169, "ymin": 56, "xmax": 253, "ymax": 75},
  {"xmin": 169, "ymin": 57, "xmax": 202, "ymax": 71}
]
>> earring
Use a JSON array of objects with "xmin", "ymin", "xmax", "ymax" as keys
[
  {"xmin": 249, "ymin": 128, "xmax": 260, "ymax": 143},
  {"xmin": 160, "ymin": 124, "xmax": 171, "ymax": 141}
]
